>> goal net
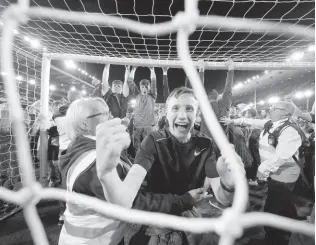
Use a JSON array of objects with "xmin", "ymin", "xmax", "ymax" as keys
[
  {"xmin": 0, "ymin": 0, "xmax": 314, "ymax": 245},
  {"xmin": 0, "ymin": 0, "xmax": 314, "ymax": 66},
  {"xmin": 0, "ymin": 49, "xmax": 41, "ymax": 221}
]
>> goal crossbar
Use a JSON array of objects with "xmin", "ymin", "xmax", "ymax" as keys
[{"xmin": 46, "ymin": 53, "xmax": 315, "ymax": 70}]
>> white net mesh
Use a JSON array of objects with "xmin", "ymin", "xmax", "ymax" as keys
[
  {"xmin": 0, "ymin": 49, "xmax": 41, "ymax": 221},
  {"xmin": 0, "ymin": 0, "xmax": 314, "ymax": 64},
  {"xmin": 0, "ymin": 0, "xmax": 314, "ymax": 245}
]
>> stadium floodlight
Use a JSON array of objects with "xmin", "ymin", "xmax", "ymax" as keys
[
  {"xmin": 49, "ymin": 84, "xmax": 56, "ymax": 91},
  {"xmin": 81, "ymin": 90, "xmax": 87, "ymax": 95},
  {"xmin": 28, "ymin": 79, "xmax": 36, "ymax": 85},
  {"xmin": 289, "ymin": 51, "xmax": 304, "ymax": 61},
  {"xmin": 247, "ymin": 79, "xmax": 250, "ymax": 83},
  {"xmin": 23, "ymin": 36, "xmax": 30, "ymax": 42},
  {"xmin": 252, "ymin": 76, "xmax": 256, "ymax": 80},
  {"xmin": 304, "ymin": 90, "xmax": 313, "ymax": 97},
  {"xmin": 30, "ymin": 39, "xmax": 41, "ymax": 49},
  {"xmin": 264, "ymin": 70, "xmax": 269, "ymax": 74},
  {"xmin": 256, "ymin": 75, "xmax": 259, "ymax": 79},
  {"xmin": 71, "ymin": 86, "xmax": 76, "ymax": 91},
  {"xmin": 16, "ymin": 75, "xmax": 23, "ymax": 81},
  {"xmin": 295, "ymin": 91, "xmax": 304, "ymax": 99},
  {"xmin": 259, "ymin": 100, "xmax": 265, "ymax": 105},
  {"xmin": 65, "ymin": 60, "xmax": 77, "ymax": 69},
  {"xmin": 268, "ymin": 96, "xmax": 280, "ymax": 104},
  {"xmin": 233, "ymin": 82, "xmax": 243, "ymax": 90},
  {"xmin": 307, "ymin": 45, "xmax": 315, "ymax": 52}
]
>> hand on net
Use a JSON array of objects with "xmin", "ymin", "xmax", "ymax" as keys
[
  {"xmin": 225, "ymin": 58, "xmax": 234, "ymax": 70},
  {"xmin": 124, "ymin": 65, "xmax": 131, "ymax": 80},
  {"xmin": 198, "ymin": 60, "xmax": 205, "ymax": 72},
  {"xmin": 130, "ymin": 66, "xmax": 137, "ymax": 78},
  {"xmin": 217, "ymin": 145, "xmax": 245, "ymax": 190},
  {"xmin": 105, "ymin": 63, "xmax": 110, "ymax": 70},
  {"xmin": 96, "ymin": 118, "xmax": 130, "ymax": 178},
  {"xmin": 219, "ymin": 116, "xmax": 232, "ymax": 125}
]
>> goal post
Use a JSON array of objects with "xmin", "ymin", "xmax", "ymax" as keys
[{"xmin": 39, "ymin": 55, "xmax": 51, "ymax": 187}]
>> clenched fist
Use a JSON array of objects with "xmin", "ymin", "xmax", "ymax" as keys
[
  {"xmin": 216, "ymin": 145, "xmax": 245, "ymax": 189},
  {"xmin": 96, "ymin": 118, "xmax": 131, "ymax": 179}
]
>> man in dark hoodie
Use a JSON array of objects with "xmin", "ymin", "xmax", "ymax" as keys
[{"xmin": 58, "ymin": 97, "xmax": 206, "ymax": 245}]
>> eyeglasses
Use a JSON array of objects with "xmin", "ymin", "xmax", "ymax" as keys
[
  {"xmin": 269, "ymin": 107, "xmax": 286, "ymax": 112},
  {"xmin": 87, "ymin": 111, "xmax": 111, "ymax": 119}
]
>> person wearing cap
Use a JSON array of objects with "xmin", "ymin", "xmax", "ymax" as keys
[
  {"xmin": 221, "ymin": 101, "xmax": 303, "ymax": 245},
  {"xmin": 129, "ymin": 66, "xmax": 158, "ymax": 152},
  {"xmin": 93, "ymin": 64, "xmax": 133, "ymax": 119}
]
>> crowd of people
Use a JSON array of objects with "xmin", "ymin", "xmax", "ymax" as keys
[{"xmin": 0, "ymin": 62, "xmax": 315, "ymax": 245}]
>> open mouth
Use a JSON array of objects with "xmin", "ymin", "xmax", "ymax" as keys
[{"xmin": 174, "ymin": 122, "xmax": 188, "ymax": 130}]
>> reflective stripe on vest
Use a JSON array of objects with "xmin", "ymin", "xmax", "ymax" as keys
[{"xmin": 62, "ymin": 150, "xmax": 123, "ymax": 244}]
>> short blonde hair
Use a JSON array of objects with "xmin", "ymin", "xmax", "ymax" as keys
[{"xmin": 65, "ymin": 97, "xmax": 107, "ymax": 141}]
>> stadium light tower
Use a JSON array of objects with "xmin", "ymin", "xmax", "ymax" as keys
[
  {"xmin": 16, "ymin": 75, "xmax": 23, "ymax": 81},
  {"xmin": 289, "ymin": 51, "xmax": 304, "ymax": 61},
  {"xmin": 308, "ymin": 45, "xmax": 315, "ymax": 52},
  {"xmin": 295, "ymin": 91, "xmax": 304, "ymax": 99},
  {"xmin": 259, "ymin": 100, "xmax": 265, "ymax": 105},
  {"xmin": 30, "ymin": 39, "xmax": 41, "ymax": 49},
  {"xmin": 65, "ymin": 60, "xmax": 77, "ymax": 70},
  {"xmin": 268, "ymin": 96, "xmax": 280, "ymax": 104},
  {"xmin": 28, "ymin": 79, "xmax": 36, "ymax": 85},
  {"xmin": 304, "ymin": 90, "xmax": 313, "ymax": 97},
  {"xmin": 130, "ymin": 99, "xmax": 136, "ymax": 105},
  {"xmin": 49, "ymin": 85, "xmax": 56, "ymax": 91}
]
